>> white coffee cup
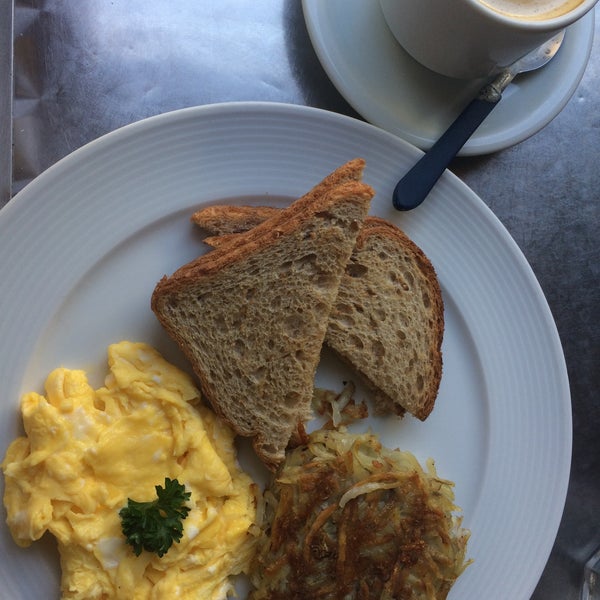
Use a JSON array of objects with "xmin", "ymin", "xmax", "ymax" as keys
[{"xmin": 379, "ymin": 0, "xmax": 598, "ymax": 79}]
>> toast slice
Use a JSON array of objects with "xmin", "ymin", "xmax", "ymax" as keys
[
  {"xmin": 194, "ymin": 210, "xmax": 444, "ymax": 420},
  {"xmin": 327, "ymin": 216, "xmax": 443, "ymax": 420},
  {"xmin": 152, "ymin": 170, "xmax": 373, "ymax": 470}
]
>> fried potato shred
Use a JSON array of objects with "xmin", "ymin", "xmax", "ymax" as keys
[{"xmin": 250, "ymin": 429, "xmax": 471, "ymax": 600}]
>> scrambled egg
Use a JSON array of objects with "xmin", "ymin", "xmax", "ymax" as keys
[{"xmin": 1, "ymin": 341, "xmax": 257, "ymax": 600}]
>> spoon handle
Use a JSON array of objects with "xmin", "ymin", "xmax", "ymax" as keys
[{"xmin": 392, "ymin": 94, "xmax": 500, "ymax": 211}]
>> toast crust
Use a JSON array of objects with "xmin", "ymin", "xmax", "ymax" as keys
[{"xmin": 191, "ymin": 205, "xmax": 280, "ymax": 233}]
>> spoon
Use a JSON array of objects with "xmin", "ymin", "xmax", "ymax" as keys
[{"xmin": 392, "ymin": 31, "xmax": 565, "ymax": 211}]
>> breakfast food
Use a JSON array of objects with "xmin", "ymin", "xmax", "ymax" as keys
[
  {"xmin": 1, "ymin": 342, "xmax": 257, "ymax": 600},
  {"xmin": 249, "ymin": 428, "xmax": 471, "ymax": 599},
  {"xmin": 152, "ymin": 164, "xmax": 374, "ymax": 470},
  {"xmin": 191, "ymin": 208, "xmax": 444, "ymax": 420},
  {"xmin": 327, "ymin": 216, "xmax": 443, "ymax": 420}
]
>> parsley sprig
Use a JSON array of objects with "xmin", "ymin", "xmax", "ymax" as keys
[{"xmin": 119, "ymin": 478, "xmax": 191, "ymax": 557}]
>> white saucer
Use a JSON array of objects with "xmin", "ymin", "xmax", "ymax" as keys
[{"xmin": 302, "ymin": 0, "xmax": 595, "ymax": 155}]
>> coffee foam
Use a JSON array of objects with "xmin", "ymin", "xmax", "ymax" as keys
[{"xmin": 478, "ymin": 0, "xmax": 584, "ymax": 19}]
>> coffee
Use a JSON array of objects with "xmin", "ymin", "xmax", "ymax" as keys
[{"xmin": 479, "ymin": 0, "xmax": 584, "ymax": 19}]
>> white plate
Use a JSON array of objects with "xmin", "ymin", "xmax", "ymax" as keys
[
  {"xmin": 302, "ymin": 0, "xmax": 595, "ymax": 155},
  {"xmin": 0, "ymin": 103, "xmax": 570, "ymax": 599}
]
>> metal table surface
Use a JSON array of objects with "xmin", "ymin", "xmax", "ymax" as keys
[{"xmin": 1, "ymin": 1, "xmax": 599, "ymax": 598}]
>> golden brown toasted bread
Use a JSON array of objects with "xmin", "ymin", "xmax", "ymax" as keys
[
  {"xmin": 193, "ymin": 209, "xmax": 444, "ymax": 420},
  {"xmin": 152, "ymin": 161, "xmax": 373, "ymax": 469}
]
